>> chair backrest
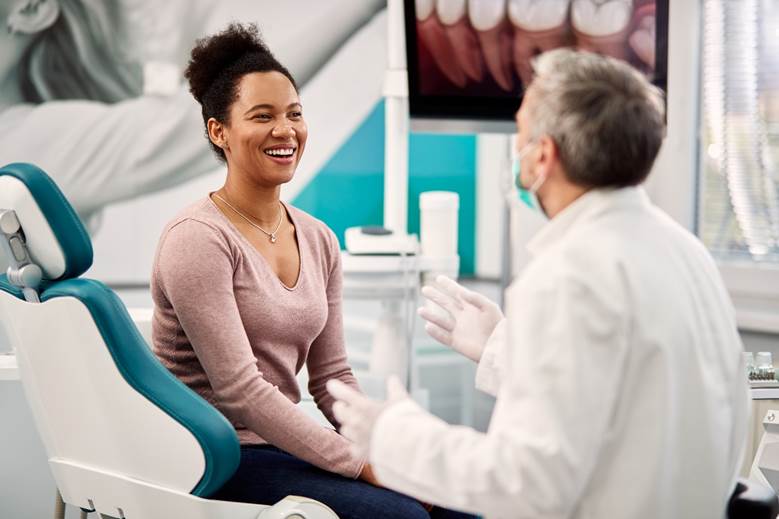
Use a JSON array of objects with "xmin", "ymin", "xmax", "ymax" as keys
[{"xmin": 0, "ymin": 163, "xmax": 240, "ymax": 506}]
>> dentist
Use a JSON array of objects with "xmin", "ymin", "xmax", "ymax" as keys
[{"xmin": 328, "ymin": 49, "xmax": 749, "ymax": 518}]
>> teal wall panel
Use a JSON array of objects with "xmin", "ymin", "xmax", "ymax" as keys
[{"xmin": 293, "ymin": 101, "xmax": 476, "ymax": 274}]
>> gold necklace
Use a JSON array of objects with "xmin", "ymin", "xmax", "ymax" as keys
[{"xmin": 213, "ymin": 193, "xmax": 283, "ymax": 244}]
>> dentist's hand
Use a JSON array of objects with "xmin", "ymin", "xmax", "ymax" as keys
[
  {"xmin": 327, "ymin": 376, "xmax": 409, "ymax": 460},
  {"xmin": 418, "ymin": 275, "xmax": 503, "ymax": 362}
]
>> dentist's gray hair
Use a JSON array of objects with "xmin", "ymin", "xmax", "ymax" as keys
[{"xmin": 528, "ymin": 49, "xmax": 665, "ymax": 188}]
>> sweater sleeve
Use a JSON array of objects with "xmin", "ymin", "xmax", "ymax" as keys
[
  {"xmin": 155, "ymin": 219, "xmax": 364, "ymax": 478},
  {"xmin": 306, "ymin": 229, "xmax": 363, "ymax": 427}
]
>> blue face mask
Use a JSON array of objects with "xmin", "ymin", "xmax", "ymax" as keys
[
  {"xmin": 512, "ymin": 158, "xmax": 536, "ymax": 210},
  {"xmin": 512, "ymin": 142, "xmax": 546, "ymax": 213}
]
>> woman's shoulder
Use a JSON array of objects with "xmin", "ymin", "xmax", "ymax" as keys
[
  {"xmin": 154, "ymin": 197, "xmax": 239, "ymax": 278},
  {"xmin": 159, "ymin": 197, "xmax": 234, "ymax": 248},
  {"xmin": 164, "ymin": 196, "xmax": 224, "ymax": 229}
]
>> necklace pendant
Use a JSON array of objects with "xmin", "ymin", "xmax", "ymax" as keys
[{"xmin": 270, "ymin": 233, "xmax": 277, "ymax": 244}]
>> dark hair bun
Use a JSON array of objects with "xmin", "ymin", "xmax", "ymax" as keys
[{"xmin": 185, "ymin": 23, "xmax": 270, "ymax": 104}]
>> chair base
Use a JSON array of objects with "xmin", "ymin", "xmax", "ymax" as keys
[{"xmin": 51, "ymin": 459, "xmax": 338, "ymax": 519}]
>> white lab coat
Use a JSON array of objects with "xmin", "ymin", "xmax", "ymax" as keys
[{"xmin": 370, "ymin": 187, "xmax": 749, "ymax": 519}]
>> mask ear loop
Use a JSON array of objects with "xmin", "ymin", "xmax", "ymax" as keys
[
  {"xmin": 525, "ymin": 137, "xmax": 549, "ymax": 195},
  {"xmin": 528, "ymin": 171, "xmax": 546, "ymax": 194},
  {"xmin": 513, "ymin": 140, "xmax": 537, "ymax": 187}
]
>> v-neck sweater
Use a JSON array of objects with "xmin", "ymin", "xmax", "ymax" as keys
[{"xmin": 150, "ymin": 197, "xmax": 365, "ymax": 478}]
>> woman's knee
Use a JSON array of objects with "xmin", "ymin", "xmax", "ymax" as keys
[
  {"xmin": 367, "ymin": 492, "xmax": 430, "ymax": 519},
  {"xmin": 376, "ymin": 502, "xmax": 430, "ymax": 519},
  {"xmin": 404, "ymin": 504, "xmax": 434, "ymax": 519}
]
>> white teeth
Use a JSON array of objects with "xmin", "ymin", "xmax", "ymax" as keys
[
  {"xmin": 436, "ymin": 0, "xmax": 467, "ymax": 25},
  {"xmin": 265, "ymin": 148, "xmax": 294, "ymax": 157},
  {"xmin": 508, "ymin": 0, "xmax": 570, "ymax": 31},
  {"xmin": 468, "ymin": 0, "xmax": 507, "ymax": 31},
  {"xmin": 416, "ymin": 0, "xmax": 436, "ymax": 20},
  {"xmin": 571, "ymin": 0, "xmax": 633, "ymax": 36}
]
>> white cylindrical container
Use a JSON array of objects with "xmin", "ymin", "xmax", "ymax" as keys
[{"xmin": 419, "ymin": 191, "xmax": 459, "ymax": 258}]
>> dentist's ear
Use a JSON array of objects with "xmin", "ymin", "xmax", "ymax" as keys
[
  {"xmin": 7, "ymin": 0, "xmax": 60, "ymax": 35},
  {"xmin": 535, "ymin": 134, "xmax": 560, "ymax": 179}
]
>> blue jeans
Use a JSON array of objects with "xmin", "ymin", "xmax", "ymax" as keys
[{"xmin": 211, "ymin": 445, "xmax": 477, "ymax": 519}]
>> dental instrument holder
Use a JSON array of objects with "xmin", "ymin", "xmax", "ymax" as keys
[
  {"xmin": 0, "ymin": 209, "xmax": 42, "ymax": 304},
  {"xmin": 343, "ymin": 192, "xmax": 460, "ymax": 394},
  {"xmin": 342, "ymin": 244, "xmax": 421, "ymax": 394},
  {"xmin": 342, "ymin": 250, "xmax": 458, "ymax": 406},
  {"xmin": 344, "ymin": 226, "xmax": 418, "ymax": 255}
]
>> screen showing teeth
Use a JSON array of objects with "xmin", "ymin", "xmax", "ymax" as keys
[{"xmin": 412, "ymin": 0, "xmax": 661, "ymax": 96}]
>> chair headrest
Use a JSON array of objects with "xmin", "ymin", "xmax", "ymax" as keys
[{"xmin": 0, "ymin": 163, "xmax": 93, "ymax": 280}]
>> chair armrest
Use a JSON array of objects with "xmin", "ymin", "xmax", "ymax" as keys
[{"xmin": 256, "ymin": 495, "xmax": 338, "ymax": 519}]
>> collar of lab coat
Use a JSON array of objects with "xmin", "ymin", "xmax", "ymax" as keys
[{"xmin": 527, "ymin": 186, "xmax": 651, "ymax": 257}]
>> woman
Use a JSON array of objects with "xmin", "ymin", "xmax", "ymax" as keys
[{"xmin": 151, "ymin": 23, "xmax": 474, "ymax": 519}]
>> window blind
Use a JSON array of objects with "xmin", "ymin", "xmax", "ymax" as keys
[{"xmin": 698, "ymin": 0, "xmax": 779, "ymax": 262}]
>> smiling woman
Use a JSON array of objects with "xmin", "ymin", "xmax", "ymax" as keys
[{"xmin": 149, "ymin": 22, "xmax": 475, "ymax": 519}]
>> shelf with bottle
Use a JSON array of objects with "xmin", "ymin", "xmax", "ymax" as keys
[{"xmin": 746, "ymin": 351, "xmax": 779, "ymax": 388}]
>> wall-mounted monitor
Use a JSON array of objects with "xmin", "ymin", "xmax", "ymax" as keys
[{"xmin": 405, "ymin": 0, "xmax": 669, "ymax": 133}]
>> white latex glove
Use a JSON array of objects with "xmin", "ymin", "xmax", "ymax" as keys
[
  {"xmin": 418, "ymin": 275, "xmax": 504, "ymax": 362},
  {"xmin": 327, "ymin": 376, "xmax": 409, "ymax": 459}
]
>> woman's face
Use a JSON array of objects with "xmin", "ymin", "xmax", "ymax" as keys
[{"xmin": 222, "ymin": 71, "xmax": 307, "ymax": 187}]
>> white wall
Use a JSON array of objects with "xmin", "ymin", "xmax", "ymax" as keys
[
  {"xmin": 475, "ymin": 134, "xmax": 510, "ymax": 279},
  {"xmin": 643, "ymin": 1, "xmax": 701, "ymax": 232}
]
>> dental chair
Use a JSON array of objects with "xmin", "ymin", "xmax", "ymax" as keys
[{"xmin": 0, "ymin": 163, "xmax": 337, "ymax": 519}]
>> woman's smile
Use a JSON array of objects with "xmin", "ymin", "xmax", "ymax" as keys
[{"xmin": 263, "ymin": 144, "xmax": 297, "ymax": 165}]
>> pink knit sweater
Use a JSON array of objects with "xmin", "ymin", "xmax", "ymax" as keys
[{"xmin": 151, "ymin": 197, "xmax": 365, "ymax": 478}]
